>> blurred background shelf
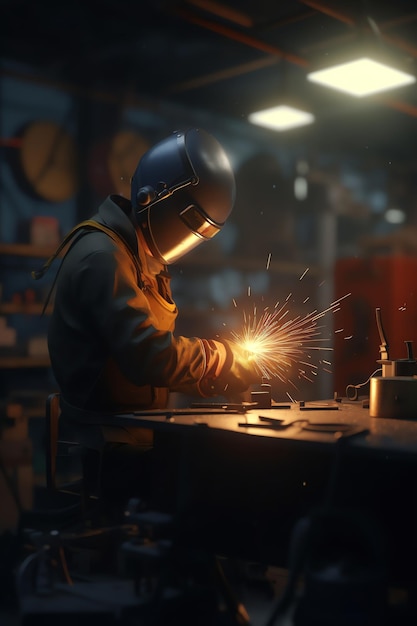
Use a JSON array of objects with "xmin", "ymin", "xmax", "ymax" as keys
[
  {"xmin": 0, "ymin": 303, "xmax": 52, "ymax": 315},
  {"xmin": 0, "ymin": 356, "xmax": 51, "ymax": 369},
  {"xmin": 0, "ymin": 243, "xmax": 55, "ymax": 258}
]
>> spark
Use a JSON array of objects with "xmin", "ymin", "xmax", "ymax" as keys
[
  {"xmin": 229, "ymin": 290, "xmax": 351, "ymax": 386},
  {"xmin": 299, "ymin": 361, "xmax": 318, "ymax": 369},
  {"xmin": 299, "ymin": 267, "xmax": 309, "ymax": 281},
  {"xmin": 266, "ymin": 253, "xmax": 272, "ymax": 270}
]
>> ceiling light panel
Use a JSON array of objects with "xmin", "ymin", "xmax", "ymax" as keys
[
  {"xmin": 307, "ymin": 58, "xmax": 416, "ymax": 97},
  {"xmin": 248, "ymin": 105, "xmax": 315, "ymax": 131}
]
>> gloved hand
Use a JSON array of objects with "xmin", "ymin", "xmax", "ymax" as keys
[{"xmin": 199, "ymin": 338, "xmax": 261, "ymax": 397}]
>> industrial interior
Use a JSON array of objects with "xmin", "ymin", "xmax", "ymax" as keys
[{"xmin": 2, "ymin": 0, "xmax": 417, "ymax": 623}]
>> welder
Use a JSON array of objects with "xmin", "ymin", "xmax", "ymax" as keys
[{"xmin": 34, "ymin": 128, "xmax": 259, "ymax": 473}]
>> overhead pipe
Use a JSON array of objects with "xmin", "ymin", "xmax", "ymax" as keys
[
  {"xmin": 168, "ymin": 55, "xmax": 281, "ymax": 93},
  {"xmin": 299, "ymin": 0, "xmax": 417, "ymax": 57},
  {"xmin": 173, "ymin": 6, "xmax": 309, "ymax": 67},
  {"xmin": 380, "ymin": 11, "xmax": 417, "ymax": 30},
  {"xmin": 379, "ymin": 98, "xmax": 417, "ymax": 118},
  {"xmin": 185, "ymin": 0, "xmax": 253, "ymax": 28},
  {"xmin": 186, "ymin": 0, "xmax": 316, "ymax": 31},
  {"xmin": 298, "ymin": 0, "xmax": 355, "ymax": 26}
]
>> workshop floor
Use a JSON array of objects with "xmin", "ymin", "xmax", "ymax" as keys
[
  {"xmin": 0, "ymin": 565, "xmax": 290, "ymax": 626},
  {"xmin": 1, "ymin": 568, "xmax": 411, "ymax": 625}
]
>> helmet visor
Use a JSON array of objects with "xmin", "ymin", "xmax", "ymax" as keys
[
  {"xmin": 179, "ymin": 204, "xmax": 221, "ymax": 239},
  {"xmin": 145, "ymin": 199, "xmax": 222, "ymax": 264}
]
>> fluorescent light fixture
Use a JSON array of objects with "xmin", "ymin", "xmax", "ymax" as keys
[
  {"xmin": 248, "ymin": 105, "xmax": 315, "ymax": 131},
  {"xmin": 307, "ymin": 57, "xmax": 416, "ymax": 97}
]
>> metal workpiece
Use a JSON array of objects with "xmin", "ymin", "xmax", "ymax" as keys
[{"xmin": 370, "ymin": 376, "xmax": 417, "ymax": 420}]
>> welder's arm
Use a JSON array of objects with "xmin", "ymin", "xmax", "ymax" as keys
[{"xmin": 76, "ymin": 247, "xmax": 253, "ymax": 393}]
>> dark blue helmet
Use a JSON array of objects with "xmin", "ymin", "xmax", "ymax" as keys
[{"xmin": 131, "ymin": 128, "xmax": 235, "ymax": 263}]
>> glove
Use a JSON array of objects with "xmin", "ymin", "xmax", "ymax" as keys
[{"xmin": 199, "ymin": 338, "xmax": 261, "ymax": 397}]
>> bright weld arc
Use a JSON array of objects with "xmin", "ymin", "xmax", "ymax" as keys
[{"xmin": 230, "ymin": 291, "xmax": 351, "ymax": 384}]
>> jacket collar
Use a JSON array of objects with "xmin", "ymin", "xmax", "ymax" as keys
[{"xmin": 94, "ymin": 195, "xmax": 139, "ymax": 257}]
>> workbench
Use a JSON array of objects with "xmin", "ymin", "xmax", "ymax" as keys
[
  {"xmin": 83, "ymin": 398, "xmax": 417, "ymax": 586},
  {"xmin": 93, "ymin": 397, "xmax": 417, "ymax": 454},
  {"xmin": 53, "ymin": 396, "xmax": 417, "ymax": 588}
]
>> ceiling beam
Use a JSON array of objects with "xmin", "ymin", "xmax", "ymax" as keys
[
  {"xmin": 168, "ymin": 55, "xmax": 281, "ymax": 93},
  {"xmin": 173, "ymin": 6, "xmax": 309, "ymax": 67},
  {"xmin": 185, "ymin": 0, "xmax": 253, "ymax": 27},
  {"xmin": 298, "ymin": 0, "xmax": 355, "ymax": 26},
  {"xmin": 299, "ymin": 0, "xmax": 417, "ymax": 57}
]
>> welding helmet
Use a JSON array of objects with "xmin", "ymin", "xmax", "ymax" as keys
[{"xmin": 131, "ymin": 128, "xmax": 236, "ymax": 264}]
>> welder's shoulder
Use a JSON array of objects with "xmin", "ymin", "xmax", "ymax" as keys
[
  {"xmin": 69, "ymin": 229, "xmax": 120, "ymax": 261},
  {"xmin": 59, "ymin": 231, "xmax": 121, "ymax": 281}
]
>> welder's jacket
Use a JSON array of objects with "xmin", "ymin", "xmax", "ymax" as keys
[{"xmin": 47, "ymin": 195, "xmax": 222, "ymax": 418}]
